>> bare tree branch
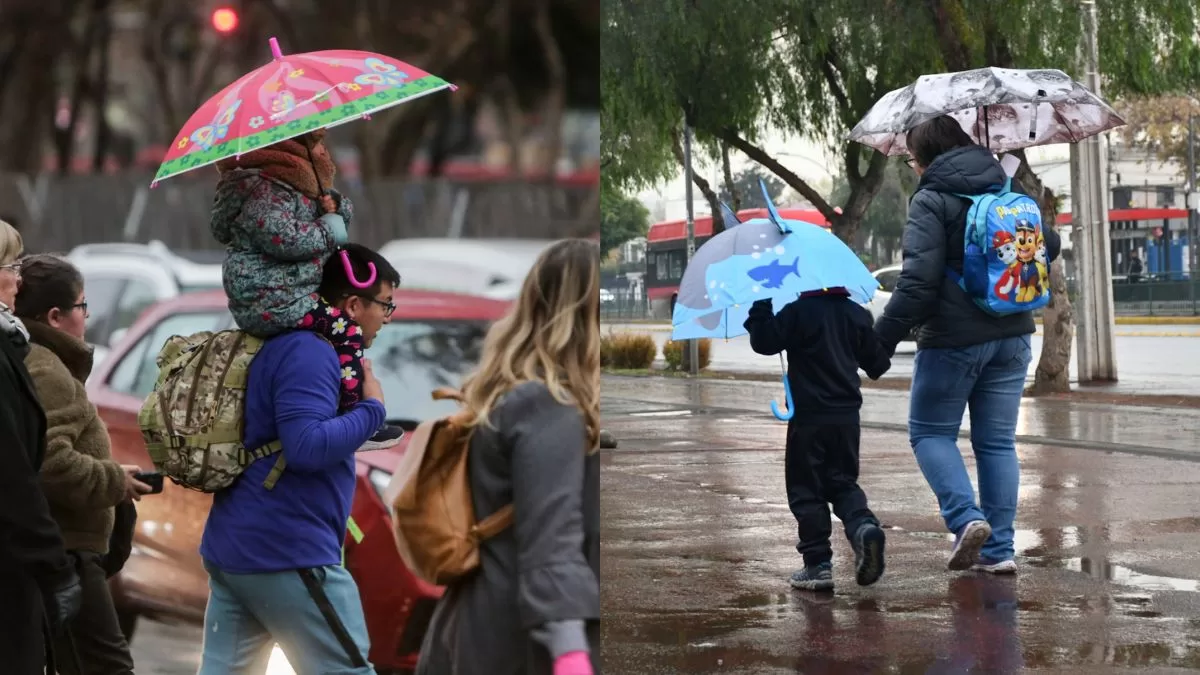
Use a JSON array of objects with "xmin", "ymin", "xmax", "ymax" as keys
[{"xmin": 718, "ymin": 128, "xmax": 837, "ymax": 221}]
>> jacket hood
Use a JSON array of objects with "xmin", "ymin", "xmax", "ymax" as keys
[{"xmin": 916, "ymin": 145, "xmax": 1007, "ymax": 196}]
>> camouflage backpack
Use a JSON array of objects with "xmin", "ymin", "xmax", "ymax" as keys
[{"xmin": 137, "ymin": 330, "xmax": 285, "ymax": 493}]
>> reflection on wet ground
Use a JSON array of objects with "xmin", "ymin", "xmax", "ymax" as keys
[{"xmin": 601, "ymin": 377, "xmax": 1200, "ymax": 673}]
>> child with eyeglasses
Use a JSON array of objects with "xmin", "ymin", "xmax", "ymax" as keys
[{"xmin": 209, "ymin": 128, "xmax": 403, "ymax": 450}]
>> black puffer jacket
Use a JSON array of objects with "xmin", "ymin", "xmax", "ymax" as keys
[{"xmin": 874, "ymin": 145, "xmax": 1062, "ymax": 353}]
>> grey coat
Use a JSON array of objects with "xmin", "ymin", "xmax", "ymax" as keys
[{"xmin": 417, "ymin": 381, "xmax": 601, "ymax": 675}]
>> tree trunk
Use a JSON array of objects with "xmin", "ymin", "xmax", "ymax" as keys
[
  {"xmin": 57, "ymin": 0, "xmax": 97, "ymax": 174},
  {"xmin": 1011, "ymin": 150, "xmax": 1074, "ymax": 394},
  {"xmin": 532, "ymin": 0, "xmax": 565, "ymax": 178},
  {"xmin": 91, "ymin": 0, "xmax": 112, "ymax": 173},
  {"xmin": 720, "ymin": 141, "xmax": 738, "ymax": 211}
]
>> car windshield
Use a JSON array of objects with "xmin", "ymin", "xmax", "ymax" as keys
[{"xmin": 368, "ymin": 319, "xmax": 490, "ymax": 426}]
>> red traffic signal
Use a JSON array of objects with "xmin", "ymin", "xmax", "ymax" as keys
[{"xmin": 211, "ymin": 7, "xmax": 239, "ymax": 34}]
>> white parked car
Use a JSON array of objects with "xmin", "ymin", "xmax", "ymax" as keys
[
  {"xmin": 66, "ymin": 241, "xmax": 223, "ymax": 370},
  {"xmin": 377, "ymin": 238, "xmax": 555, "ymax": 301},
  {"xmin": 865, "ymin": 264, "xmax": 916, "ymax": 341}
]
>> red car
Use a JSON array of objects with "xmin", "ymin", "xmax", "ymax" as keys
[{"xmin": 88, "ymin": 289, "xmax": 509, "ymax": 673}]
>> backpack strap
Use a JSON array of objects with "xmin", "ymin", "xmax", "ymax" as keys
[
  {"xmin": 234, "ymin": 440, "xmax": 286, "ymax": 489},
  {"xmin": 471, "ymin": 504, "xmax": 514, "ymax": 541},
  {"xmin": 262, "ymin": 452, "xmax": 288, "ymax": 490}
]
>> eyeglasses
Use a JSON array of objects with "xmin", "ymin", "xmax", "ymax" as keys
[
  {"xmin": 0, "ymin": 262, "xmax": 20, "ymax": 277},
  {"xmin": 70, "ymin": 302, "xmax": 88, "ymax": 315},
  {"xmin": 903, "ymin": 157, "xmax": 917, "ymax": 168},
  {"xmin": 352, "ymin": 294, "xmax": 395, "ymax": 318}
]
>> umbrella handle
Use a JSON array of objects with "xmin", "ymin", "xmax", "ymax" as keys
[
  {"xmin": 341, "ymin": 249, "xmax": 377, "ymax": 289},
  {"xmin": 770, "ymin": 354, "xmax": 793, "ymax": 421},
  {"xmin": 269, "ymin": 37, "xmax": 283, "ymax": 61}
]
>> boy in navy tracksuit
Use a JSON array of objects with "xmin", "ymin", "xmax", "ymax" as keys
[{"xmin": 743, "ymin": 288, "xmax": 891, "ymax": 591}]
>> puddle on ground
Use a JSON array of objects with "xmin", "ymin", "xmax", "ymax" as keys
[
  {"xmin": 628, "ymin": 409, "xmax": 694, "ymax": 417},
  {"xmin": 1042, "ymin": 557, "xmax": 1200, "ymax": 592}
]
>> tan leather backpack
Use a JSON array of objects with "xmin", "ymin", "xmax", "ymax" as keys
[{"xmin": 390, "ymin": 388, "xmax": 513, "ymax": 585}]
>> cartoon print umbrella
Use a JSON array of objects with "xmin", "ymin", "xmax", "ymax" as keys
[
  {"xmin": 849, "ymin": 67, "xmax": 1125, "ymax": 156},
  {"xmin": 671, "ymin": 182, "xmax": 879, "ymax": 420},
  {"xmin": 152, "ymin": 37, "xmax": 455, "ymax": 185}
]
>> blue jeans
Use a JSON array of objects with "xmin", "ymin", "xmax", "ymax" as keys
[
  {"xmin": 908, "ymin": 335, "xmax": 1032, "ymax": 561},
  {"xmin": 199, "ymin": 561, "xmax": 375, "ymax": 675}
]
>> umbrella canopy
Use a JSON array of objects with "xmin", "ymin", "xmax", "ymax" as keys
[
  {"xmin": 849, "ymin": 67, "xmax": 1125, "ymax": 156},
  {"xmin": 153, "ymin": 37, "xmax": 453, "ymax": 185},
  {"xmin": 671, "ymin": 216, "xmax": 878, "ymax": 341}
]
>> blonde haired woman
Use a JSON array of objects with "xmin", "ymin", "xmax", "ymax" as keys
[
  {"xmin": 0, "ymin": 220, "xmax": 83, "ymax": 674},
  {"xmin": 417, "ymin": 238, "xmax": 601, "ymax": 675}
]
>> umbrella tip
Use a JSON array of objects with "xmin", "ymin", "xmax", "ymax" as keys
[
  {"xmin": 269, "ymin": 36, "xmax": 283, "ymax": 60},
  {"xmin": 449, "ymin": 83, "xmax": 459, "ymax": 92}
]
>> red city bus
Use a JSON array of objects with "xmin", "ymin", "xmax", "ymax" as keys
[{"xmin": 644, "ymin": 207, "xmax": 831, "ymax": 315}]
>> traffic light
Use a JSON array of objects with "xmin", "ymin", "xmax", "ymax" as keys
[{"xmin": 211, "ymin": 7, "xmax": 239, "ymax": 34}]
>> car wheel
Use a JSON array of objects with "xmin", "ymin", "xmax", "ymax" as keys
[{"xmin": 118, "ymin": 609, "xmax": 139, "ymax": 644}]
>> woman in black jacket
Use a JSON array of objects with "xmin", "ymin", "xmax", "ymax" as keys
[
  {"xmin": 0, "ymin": 220, "xmax": 82, "ymax": 674},
  {"xmin": 873, "ymin": 116, "xmax": 1061, "ymax": 577}
]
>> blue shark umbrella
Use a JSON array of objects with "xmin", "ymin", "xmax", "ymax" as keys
[
  {"xmin": 671, "ymin": 202, "xmax": 878, "ymax": 340},
  {"xmin": 670, "ymin": 182, "xmax": 879, "ymax": 420}
]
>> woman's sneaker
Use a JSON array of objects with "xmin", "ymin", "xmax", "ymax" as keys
[
  {"xmin": 948, "ymin": 520, "xmax": 992, "ymax": 571},
  {"xmin": 358, "ymin": 424, "xmax": 405, "ymax": 451},
  {"xmin": 972, "ymin": 557, "xmax": 1018, "ymax": 574},
  {"xmin": 853, "ymin": 523, "xmax": 886, "ymax": 586},
  {"xmin": 790, "ymin": 562, "xmax": 834, "ymax": 592}
]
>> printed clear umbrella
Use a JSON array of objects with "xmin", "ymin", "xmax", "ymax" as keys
[{"xmin": 849, "ymin": 67, "xmax": 1125, "ymax": 156}]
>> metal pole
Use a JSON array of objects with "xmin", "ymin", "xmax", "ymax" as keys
[
  {"xmin": 1074, "ymin": 0, "xmax": 1118, "ymax": 382},
  {"xmin": 683, "ymin": 121, "xmax": 700, "ymax": 375},
  {"xmin": 1188, "ymin": 114, "xmax": 1197, "ymax": 281}
]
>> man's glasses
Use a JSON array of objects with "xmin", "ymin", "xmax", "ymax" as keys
[
  {"xmin": 352, "ymin": 295, "xmax": 395, "ymax": 318},
  {"xmin": 70, "ymin": 302, "xmax": 88, "ymax": 315},
  {"xmin": 0, "ymin": 262, "xmax": 21, "ymax": 277}
]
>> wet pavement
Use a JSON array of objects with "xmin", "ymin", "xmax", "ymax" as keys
[
  {"xmin": 604, "ymin": 375, "xmax": 1200, "ymax": 461},
  {"xmin": 129, "ymin": 619, "xmax": 295, "ymax": 674},
  {"xmin": 603, "ymin": 323, "xmax": 1200, "ymax": 397},
  {"xmin": 601, "ymin": 375, "xmax": 1200, "ymax": 673}
]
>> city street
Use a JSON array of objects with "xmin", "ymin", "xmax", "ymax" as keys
[
  {"xmin": 601, "ymin": 375, "xmax": 1200, "ymax": 673},
  {"xmin": 603, "ymin": 323, "xmax": 1200, "ymax": 396}
]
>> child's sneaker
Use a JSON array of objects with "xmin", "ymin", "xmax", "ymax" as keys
[
  {"xmin": 852, "ymin": 523, "xmax": 886, "ymax": 586},
  {"xmin": 948, "ymin": 520, "xmax": 992, "ymax": 571},
  {"xmin": 789, "ymin": 562, "xmax": 834, "ymax": 591},
  {"xmin": 972, "ymin": 557, "xmax": 1018, "ymax": 574},
  {"xmin": 358, "ymin": 424, "xmax": 405, "ymax": 451}
]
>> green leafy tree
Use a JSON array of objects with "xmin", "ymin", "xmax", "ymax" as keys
[
  {"xmin": 600, "ymin": 186, "xmax": 650, "ymax": 258},
  {"xmin": 603, "ymin": 0, "xmax": 1199, "ymax": 391}
]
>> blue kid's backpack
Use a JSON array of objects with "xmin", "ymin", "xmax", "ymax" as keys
[{"xmin": 947, "ymin": 177, "xmax": 1051, "ymax": 316}]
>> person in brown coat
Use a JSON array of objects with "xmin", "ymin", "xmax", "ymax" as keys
[{"xmin": 15, "ymin": 254, "xmax": 152, "ymax": 674}]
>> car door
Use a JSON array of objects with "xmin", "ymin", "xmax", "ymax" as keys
[{"xmin": 98, "ymin": 309, "xmax": 230, "ymax": 622}]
